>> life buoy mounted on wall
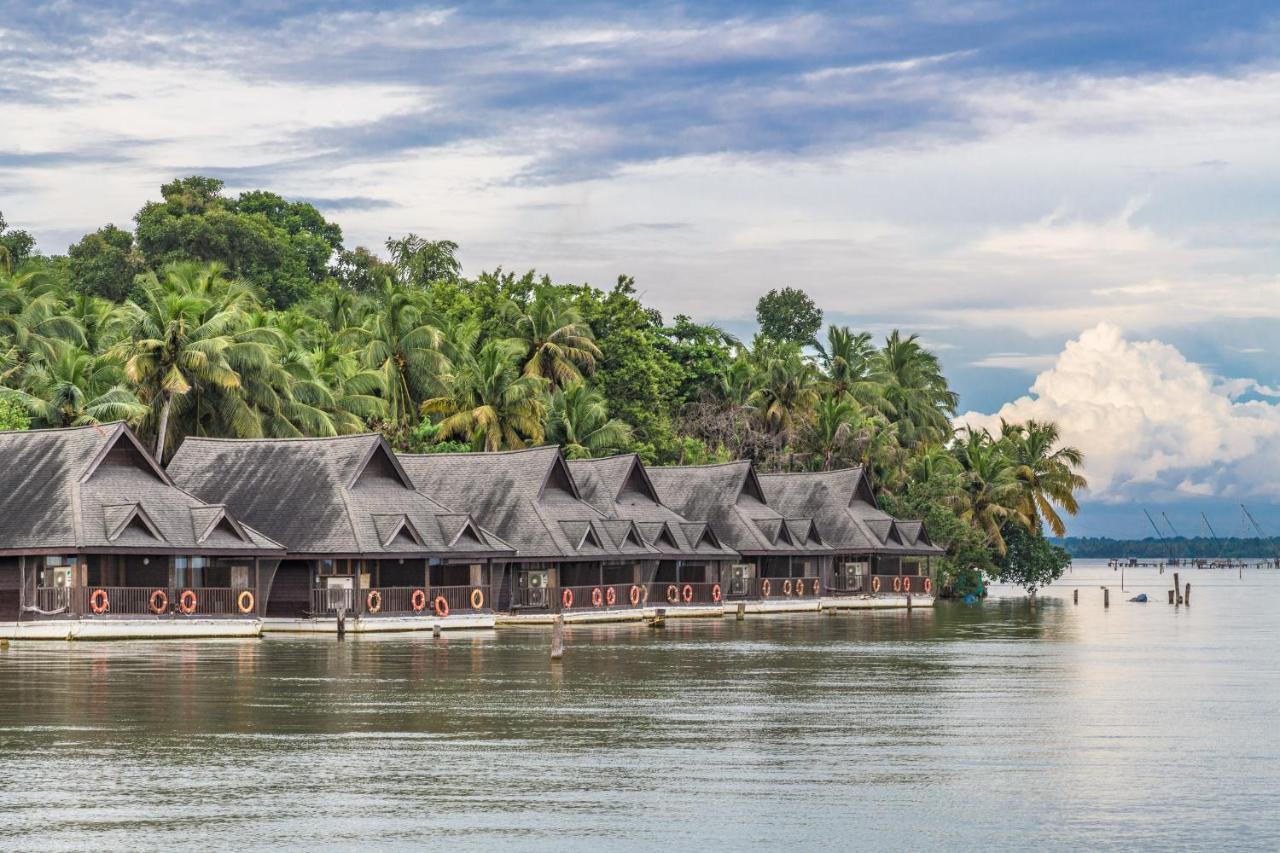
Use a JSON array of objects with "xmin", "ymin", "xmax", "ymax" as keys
[
  {"xmin": 892, "ymin": 576, "xmax": 902, "ymax": 593},
  {"xmin": 237, "ymin": 590, "xmax": 255, "ymax": 614},
  {"xmin": 761, "ymin": 579, "xmax": 772, "ymax": 597},
  {"xmin": 681, "ymin": 584, "xmax": 694, "ymax": 603},
  {"xmin": 411, "ymin": 588, "xmax": 427, "ymax": 612},
  {"xmin": 562, "ymin": 588, "xmax": 574, "ymax": 609},
  {"xmin": 470, "ymin": 588, "xmax": 485, "ymax": 609},
  {"xmin": 89, "ymin": 588, "xmax": 109, "ymax": 614},
  {"xmin": 591, "ymin": 587, "xmax": 604, "ymax": 608},
  {"xmin": 366, "ymin": 590, "xmax": 382, "ymax": 614},
  {"xmin": 923, "ymin": 577, "xmax": 933, "ymax": 594},
  {"xmin": 148, "ymin": 589, "xmax": 168, "ymax": 615},
  {"xmin": 605, "ymin": 586, "xmax": 617, "ymax": 606},
  {"xmin": 871, "ymin": 576, "xmax": 881, "ymax": 594},
  {"xmin": 783, "ymin": 579, "xmax": 793, "ymax": 596},
  {"xmin": 903, "ymin": 577, "xmax": 912, "ymax": 593},
  {"xmin": 711, "ymin": 583, "xmax": 722, "ymax": 602},
  {"xmin": 666, "ymin": 584, "xmax": 679, "ymax": 604},
  {"xmin": 434, "ymin": 595, "xmax": 450, "ymax": 617},
  {"xmin": 179, "ymin": 589, "xmax": 198, "ymax": 615},
  {"xmin": 629, "ymin": 585, "xmax": 642, "ymax": 606}
]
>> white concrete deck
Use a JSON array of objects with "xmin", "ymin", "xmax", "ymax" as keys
[
  {"xmin": 496, "ymin": 608, "xmax": 648, "ymax": 625},
  {"xmin": 0, "ymin": 618, "xmax": 262, "ymax": 640},
  {"xmin": 820, "ymin": 594, "xmax": 935, "ymax": 609},
  {"xmin": 261, "ymin": 613, "xmax": 495, "ymax": 633}
]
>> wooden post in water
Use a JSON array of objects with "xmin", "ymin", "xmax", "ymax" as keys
[
  {"xmin": 432, "ymin": 623, "xmax": 442, "ymax": 638},
  {"xmin": 1121, "ymin": 564, "xmax": 1125, "ymax": 591},
  {"xmin": 1168, "ymin": 589, "xmax": 1175, "ymax": 604},
  {"xmin": 1073, "ymin": 588, "xmax": 1078, "ymax": 605},
  {"xmin": 550, "ymin": 614, "xmax": 565, "ymax": 661},
  {"xmin": 1103, "ymin": 587, "xmax": 1109, "ymax": 608},
  {"xmin": 736, "ymin": 602, "xmax": 746, "ymax": 622},
  {"xmin": 1185, "ymin": 582, "xmax": 1191, "ymax": 606},
  {"xmin": 336, "ymin": 608, "xmax": 346, "ymax": 640},
  {"xmin": 1173, "ymin": 572, "xmax": 1181, "ymax": 605},
  {"xmin": 906, "ymin": 593, "xmax": 912, "ymax": 611}
]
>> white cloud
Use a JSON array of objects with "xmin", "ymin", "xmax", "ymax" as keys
[{"xmin": 957, "ymin": 323, "xmax": 1280, "ymax": 502}]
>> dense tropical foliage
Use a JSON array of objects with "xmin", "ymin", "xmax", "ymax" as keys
[{"xmin": 0, "ymin": 178, "xmax": 1089, "ymax": 595}]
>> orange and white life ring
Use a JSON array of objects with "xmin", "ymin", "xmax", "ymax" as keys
[
  {"xmin": 562, "ymin": 588, "xmax": 574, "ymax": 609},
  {"xmin": 711, "ymin": 583, "xmax": 722, "ymax": 602},
  {"xmin": 813, "ymin": 578, "xmax": 822, "ymax": 595},
  {"xmin": 591, "ymin": 587, "xmax": 604, "ymax": 608},
  {"xmin": 871, "ymin": 576, "xmax": 881, "ymax": 593},
  {"xmin": 411, "ymin": 588, "xmax": 427, "ymax": 612},
  {"xmin": 923, "ymin": 577, "xmax": 932, "ymax": 594},
  {"xmin": 666, "ymin": 584, "xmax": 679, "ymax": 604},
  {"xmin": 681, "ymin": 584, "xmax": 693, "ymax": 603},
  {"xmin": 470, "ymin": 588, "xmax": 485, "ymax": 609},
  {"xmin": 237, "ymin": 590, "xmax": 255, "ymax": 614},
  {"xmin": 903, "ymin": 576, "xmax": 912, "ymax": 593},
  {"xmin": 629, "ymin": 585, "xmax": 642, "ymax": 606},
  {"xmin": 761, "ymin": 579, "xmax": 772, "ymax": 597},
  {"xmin": 366, "ymin": 590, "xmax": 382, "ymax": 614},
  {"xmin": 148, "ymin": 589, "xmax": 168, "ymax": 615},
  {"xmin": 179, "ymin": 589, "xmax": 198, "ymax": 615},
  {"xmin": 89, "ymin": 588, "xmax": 109, "ymax": 614},
  {"xmin": 434, "ymin": 594, "xmax": 449, "ymax": 617},
  {"xmin": 892, "ymin": 576, "xmax": 902, "ymax": 593},
  {"xmin": 783, "ymin": 579, "xmax": 793, "ymax": 596},
  {"xmin": 605, "ymin": 586, "xmax": 617, "ymax": 606}
]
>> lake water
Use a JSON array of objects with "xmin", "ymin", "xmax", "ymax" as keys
[{"xmin": 2, "ymin": 559, "xmax": 1278, "ymax": 851}]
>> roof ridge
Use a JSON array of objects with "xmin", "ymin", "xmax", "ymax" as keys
[
  {"xmin": 178, "ymin": 433, "xmax": 380, "ymax": 444},
  {"xmin": 0, "ymin": 420, "xmax": 127, "ymax": 435},
  {"xmin": 399, "ymin": 445, "xmax": 559, "ymax": 459},
  {"xmin": 758, "ymin": 466, "xmax": 863, "ymax": 478}
]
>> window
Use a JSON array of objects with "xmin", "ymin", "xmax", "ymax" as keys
[{"xmin": 175, "ymin": 556, "xmax": 209, "ymax": 587}]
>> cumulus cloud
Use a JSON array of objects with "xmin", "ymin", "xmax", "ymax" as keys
[{"xmin": 957, "ymin": 324, "xmax": 1280, "ymax": 502}]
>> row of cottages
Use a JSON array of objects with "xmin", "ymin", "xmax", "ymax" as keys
[
  {"xmin": 164, "ymin": 434, "xmax": 513, "ymax": 631},
  {"xmin": 0, "ymin": 423, "xmax": 943, "ymax": 639},
  {"xmin": 0, "ymin": 424, "xmax": 285, "ymax": 639}
]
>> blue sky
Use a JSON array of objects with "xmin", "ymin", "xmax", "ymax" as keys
[{"xmin": 4, "ymin": 1, "xmax": 1280, "ymax": 536}]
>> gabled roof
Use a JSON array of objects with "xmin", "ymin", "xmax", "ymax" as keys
[
  {"xmin": 758, "ymin": 467, "xmax": 944, "ymax": 556},
  {"xmin": 167, "ymin": 433, "xmax": 511, "ymax": 559},
  {"xmin": 569, "ymin": 455, "xmax": 739, "ymax": 560},
  {"xmin": 645, "ymin": 461, "xmax": 831, "ymax": 556},
  {"xmin": 399, "ymin": 446, "xmax": 657, "ymax": 561},
  {"xmin": 0, "ymin": 423, "xmax": 282, "ymax": 555}
]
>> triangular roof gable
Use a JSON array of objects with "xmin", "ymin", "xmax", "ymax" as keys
[
  {"xmin": 736, "ymin": 465, "xmax": 768, "ymax": 505},
  {"xmin": 619, "ymin": 520, "xmax": 646, "ymax": 549},
  {"xmin": 688, "ymin": 523, "xmax": 725, "ymax": 552},
  {"xmin": 560, "ymin": 520, "xmax": 604, "ymax": 550},
  {"xmin": 191, "ymin": 505, "xmax": 252, "ymax": 544},
  {"xmin": 850, "ymin": 469, "xmax": 878, "ymax": 509},
  {"xmin": 104, "ymin": 503, "xmax": 164, "ymax": 542},
  {"xmin": 651, "ymin": 522, "xmax": 680, "ymax": 550},
  {"xmin": 865, "ymin": 518, "xmax": 895, "ymax": 544},
  {"xmin": 81, "ymin": 424, "xmax": 171, "ymax": 485},
  {"xmin": 372, "ymin": 513, "xmax": 426, "ymax": 548},
  {"xmin": 752, "ymin": 517, "xmax": 782, "ymax": 543},
  {"xmin": 539, "ymin": 452, "xmax": 581, "ymax": 501},
  {"xmin": 616, "ymin": 456, "xmax": 661, "ymax": 503},
  {"xmin": 350, "ymin": 438, "xmax": 415, "ymax": 490},
  {"xmin": 447, "ymin": 516, "xmax": 487, "ymax": 548}
]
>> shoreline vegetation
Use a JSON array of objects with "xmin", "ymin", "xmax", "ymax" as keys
[
  {"xmin": 1, "ymin": 176, "xmax": 1088, "ymax": 597},
  {"xmin": 1056, "ymin": 536, "xmax": 1280, "ymax": 560}
]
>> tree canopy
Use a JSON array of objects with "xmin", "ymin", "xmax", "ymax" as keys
[{"xmin": 0, "ymin": 177, "xmax": 1089, "ymax": 597}]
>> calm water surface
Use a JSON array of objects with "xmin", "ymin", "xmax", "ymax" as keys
[{"xmin": 2, "ymin": 560, "xmax": 1278, "ymax": 851}]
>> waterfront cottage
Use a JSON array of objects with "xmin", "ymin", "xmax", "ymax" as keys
[
  {"xmin": 0, "ymin": 423, "xmax": 284, "ymax": 639},
  {"xmin": 398, "ymin": 447, "xmax": 660, "ymax": 621},
  {"xmin": 166, "ymin": 434, "xmax": 513, "ymax": 632},
  {"xmin": 570, "ymin": 454, "xmax": 740, "ymax": 613},
  {"xmin": 646, "ymin": 461, "xmax": 833, "ymax": 608},
  {"xmin": 759, "ymin": 467, "xmax": 945, "ymax": 598}
]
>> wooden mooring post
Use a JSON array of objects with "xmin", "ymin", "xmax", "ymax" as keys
[
  {"xmin": 1173, "ymin": 572, "xmax": 1182, "ymax": 605},
  {"xmin": 550, "ymin": 614, "xmax": 565, "ymax": 661},
  {"xmin": 735, "ymin": 602, "xmax": 746, "ymax": 622},
  {"xmin": 1185, "ymin": 582, "xmax": 1191, "ymax": 606},
  {"xmin": 432, "ymin": 623, "xmax": 442, "ymax": 637},
  {"xmin": 1103, "ymin": 587, "xmax": 1109, "ymax": 608},
  {"xmin": 336, "ymin": 608, "xmax": 346, "ymax": 640},
  {"xmin": 1073, "ymin": 588, "xmax": 1078, "ymax": 605},
  {"xmin": 1168, "ymin": 589, "xmax": 1175, "ymax": 604}
]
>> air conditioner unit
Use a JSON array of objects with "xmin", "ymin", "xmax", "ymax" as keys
[{"xmin": 729, "ymin": 563, "xmax": 753, "ymax": 595}]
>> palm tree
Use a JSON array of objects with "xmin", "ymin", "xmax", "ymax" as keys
[
  {"xmin": 421, "ymin": 324, "xmax": 548, "ymax": 451},
  {"xmin": 507, "ymin": 290, "xmax": 601, "ymax": 389},
  {"xmin": 109, "ymin": 266, "xmax": 251, "ymax": 460},
  {"xmin": 0, "ymin": 268, "xmax": 86, "ymax": 367},
  {"xmin": 873, "ymin": 330, "xmax": 958, "ymax": 450},
  {"xmin": 5, "ymin": 344, "xmax": 147, "ymax": 427},
  {"xmin": 952, "ymin": 427, "xmax": 1029, "ymax": 554},
  {"xmin": 816, "ymin": 325, "xmax": 890, "ymax": 413},
  {"xmin": 749, "ymin": 349, "xmax": 821, "ymax": 439},
  {"xmin": 347, "ymin": 281, "xmax": 444, "ymax": 424},
  {"xmin": 999, "ymin": 419, "xmax": 1087, "ymax": 536},
  {"xmin": 547, "ymin": 382, "xmax": 632, "ymax": 459},
  {"xmin": 803, "ymin": 394, "xmax": 882, "ymax": 471}
]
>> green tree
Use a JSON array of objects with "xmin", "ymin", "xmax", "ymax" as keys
[
  {"xmin": 993, "ymin": 521, "xmax": 1071, "ymax": 596},
  {"xmin": 1000, "ymin": 419, "xmax": 1087, "ymax": 537},
  {"xmin": 0, "ymin": 396, "xmax": 31, "ymax": 431},
  {"xmin": 347, "ymin": 282, "xmax": 444, "ymax": 425},
  {"xmin": 385, "ymin": 235, "xmax": 462, "ymax": 286},
  {"xmin": 659, "ymin": 314, "xmax": 737, "ymax": 405},
  {"xmin": 952, "ymin": 427, "xmax": 1029, "ymax": 555},
  {"xmin": 67, "ymin": 224, "xmax": 144, "ymax": 301},
  {"xmin": 547, "ymin": 382, "xmax": 632, "ymax": 459},
  {"xmin": 0, "ymin": 212, "xmax": 36, "ymax": 273},
  {"xmin": 5, "ymin": 345, "xmax": 147, "ymax": 427},
  {"xmin": 134, "ymin": 177, "xmax": 344, "ymax": 307},
  {"xmin": 508, "ymin": 288, "xmax": 601, "ymax": 389},
  {"xmin": 422, "ymin": 326, "xmax": 547, "ymax": 451},
  {"xmin": 816, "ymin": 325, "xmax": 889, "ymax": 413},
  {"xmin": 756, "ymin": 286, "xmax": 822, "ymax": 345},
  {"xmin": 873, "ymin": 330, "xmax": 958, "ymax": 451},
  {"xmin": 332, "ymin": 246, "xmax": 396, "ymax": 293},
  {"xmin": 749, "ymin": 347, "xmax": 820, "ymax": 439}
]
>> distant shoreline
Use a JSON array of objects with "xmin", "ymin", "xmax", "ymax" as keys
[{"xmin": 1053, "ymin": 536, "xmax": 1280, "ymax": 559}]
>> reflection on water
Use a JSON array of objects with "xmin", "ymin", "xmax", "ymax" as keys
[{"xmin": 2, "ymin": 561, "xmax": 1279, "ymax": 851}]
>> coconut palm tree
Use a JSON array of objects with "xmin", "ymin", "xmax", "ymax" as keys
[
  {"xmin": 0, "ymin": 268, "xmax": 85, "ymax": 367},
  {"xmin": 999, "ymin": 419, "xmax": 1087, "ymax": 537},
  {"xmin": 507, "ymin": 290, "xmax": 601, "ymax": 389},
  {"xmin": 749, "ymin": 349, "xmax": 821, "ymax": 439},
  {"xmin": 873, "ymin": 330, "xmax": 958, "ymax": 450},
  {"xmin": 4, "ymin": 344, "xmax": 147, "ymax": 427},
  {"xmin": 803, "ymin": 394, "xmax": 883, "ymax": 471},
  {"xmin": 347, "ymin": 281, "xmax": 445, "ymax": 424},
  {"xmin": 547, "ymin": 382, "xmax": 632, "ymax": 459},
  {"xmin": 421, "ymin": 324, "xmax": 548, "ymax": 451},
  {"xmin": 816, "ymin": 325, "xmax": 890, "ymax": 413},
  {"xmin": 952, "ymin": 427, "xmax": 1029, "ymax": 554}
]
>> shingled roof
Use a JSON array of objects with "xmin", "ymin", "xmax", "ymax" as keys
[
  {"xmin": 167, "ymin": 434, "xmax": 511, "ymax": 559},
  {"xmin": 759, "ymin": 467, "xmax": 943, "ymax": 556},
  {"xmin": 569, "ymin": 454, "xmax": 738, "ymax": 560},
  {"xmin": 399, "ymin": 446, "xmax": 658, "ymax": 562},
  {"xmin": 0, "ymin": 423, "xmax": 282, "ymax": 556},
  {"xmin": 645, "ymin": 461, "xmax": 831, "ymax": 557}
]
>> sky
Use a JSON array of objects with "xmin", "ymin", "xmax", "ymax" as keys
[{"xmin": 3, "ymin": 0, "xmax": 1280, "ymax": 537}]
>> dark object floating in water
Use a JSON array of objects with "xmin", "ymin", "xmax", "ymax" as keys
[
  {"xmin": 1128, "ymin": 594, "xmax": 1148, "ymax": 602},
  {"xmin": 962, "ymin": 594, "xmax": 977, "ymax": 604}
]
